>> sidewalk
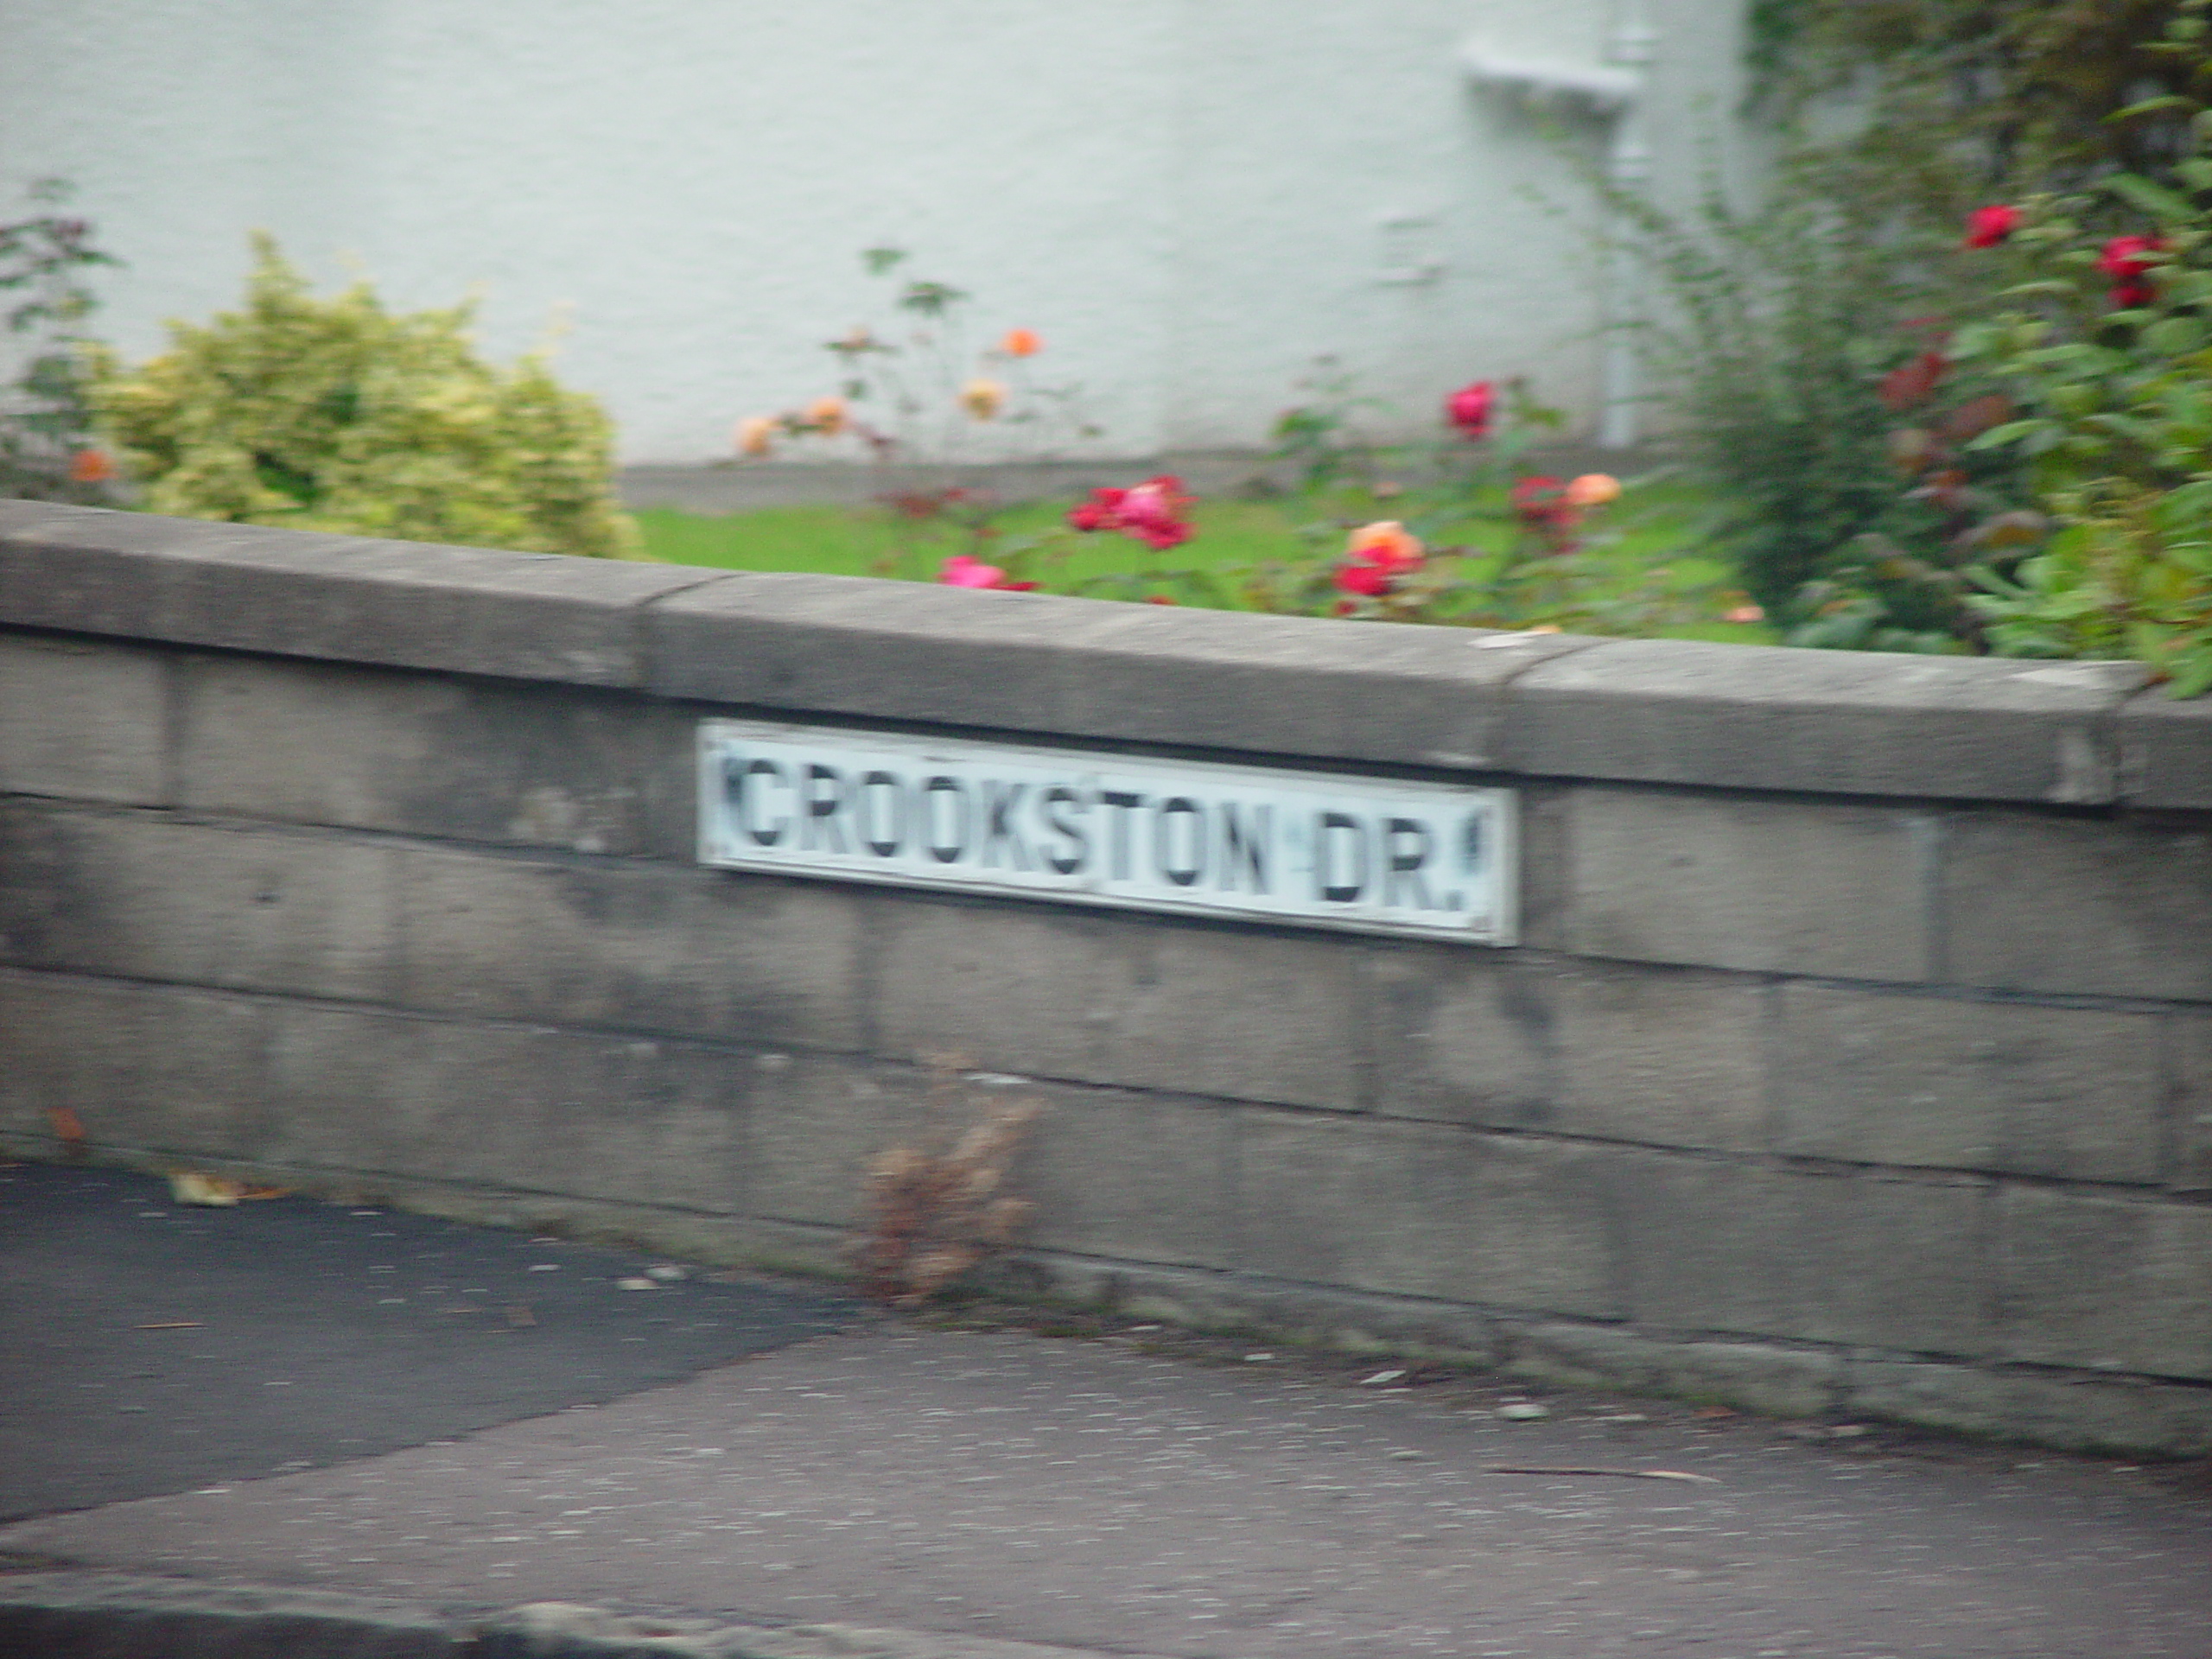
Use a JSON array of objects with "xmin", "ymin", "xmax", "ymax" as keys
[{"xmin": 3, "ymin": 1160, "xmax": 2207, "ymax": 1658}]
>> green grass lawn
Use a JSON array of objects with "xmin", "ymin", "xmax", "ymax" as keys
[{"xmin": 633, "ymin": 480, "xmax": 1777, "ymax": 645}]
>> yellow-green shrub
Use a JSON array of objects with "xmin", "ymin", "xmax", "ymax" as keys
[{"xmin": 92, "ymin": 235, "xmax": 640, "ymax": 559}]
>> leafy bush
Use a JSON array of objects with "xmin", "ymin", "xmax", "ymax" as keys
[
  {"xmin": 1622, "ymin": 1, "xmax": 2210, "ymax": 648},
  {"xmin": 93, "ymin": 235, "xmax": 639, "ymax": 558},
  {"xmin": 0, "ymin": 180, "xmax": 119, "ymax": 504},
  {"xmin": 1618, "ymin": 172, "xmax": 1985, "ymax": 635},
  {"xmin": 1947, "ymin": 3, "xmax": 2212, "ymax": 694}
]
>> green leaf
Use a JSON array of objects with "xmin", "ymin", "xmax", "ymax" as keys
[
  {"xmin": 2171, "ymin": 653, "xmax": 2212, "ymax": 698},
  {"xmin": 2145, "ymin": 315, "xmax": 2209, "ymax": 356},
  {"xmin": 1964, "ymin": 419, "xmax": 2047, "ymax": 451},
  {"xmin": 2107, "ymin": 174, "xmax": 2201, "ymax": 223}
]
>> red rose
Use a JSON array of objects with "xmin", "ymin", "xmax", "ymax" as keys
[
  {"xmin": 1066, "ymin": 476, "xmax": 1193, "ymax": 549},
  {"xmin": 1510, "ymin": 475, "xmax": 1577, "ymax": 528},
  {"xmin": 2098, "ymin": 235, "xmax": 2165, "ymax": 308},
  {"xmin": 1066, "ymin": 488, "xmax": 1124, "ymax": 532},
  {"xmin": 1962, "ymin": 206, "xmax": 2019, "ymax": 249},
  {"xmin": 1445, "ymin": 381, "xmax": 1495, "ymax": 441}
]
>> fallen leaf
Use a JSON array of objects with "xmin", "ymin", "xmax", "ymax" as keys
[
  {"xmin": 1484, "ymin": 1465, "xmax": 1721, "ymax": 1485},
  {"xmin": 644, "ymin": 1264, "xmax": 687, "ymax": 1282},
  {"xmin": 48, "ymin": 1106, "xmax": 87, "ymax": 1160},
  {"xmin": 136, "ymin": 1320, "xmax": 202, "ymax": 1330},
  {"xmin": 1693, "ymin": 1405, "xmax": 1738, "ymax": 1420},
  {"xmin": 1495, "ymin": 1402, "xmax": 1551, "ymax": 1421},
  {"xmin": 1360, "ymin": 1369, "xmax": 1408, "ymax": 1387},
  {"xmin": 170, "ymin": 1171, "xmax": 243, "ymax": 1206},
  {"xmin": 237, "ymin": 1185, "xmax": 293, "ymax": 1201},
  {"xmin": 614, "ymin": 1276, "xmax": 659, "ymax": 1291}
]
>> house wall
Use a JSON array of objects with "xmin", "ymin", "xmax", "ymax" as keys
[
  {"xmin": 0, "ymin": 0, "xmax": 1745, "ymax": 461},
  {"xmin": 3, "ymin": 499, "xmax": 2209, "ymax": 1455}
]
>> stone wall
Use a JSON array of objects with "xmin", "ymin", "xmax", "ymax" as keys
[{"xmin": 3, "ymin": 499, "xmax": 2209, "ymax": 1453}]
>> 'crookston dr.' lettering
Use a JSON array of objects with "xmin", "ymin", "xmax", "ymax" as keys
[{"xmin": 696, "ymin": 721, "xmax": 1516, "ymax": 944}]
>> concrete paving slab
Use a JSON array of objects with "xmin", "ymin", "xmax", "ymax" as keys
[{"xmin": 5, "ymin": 1323, "xmax": 2206, "ymax": 1659}]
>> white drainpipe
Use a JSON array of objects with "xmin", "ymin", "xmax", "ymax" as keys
[{"xmin": 1462, "ymin": 0, "xmax": 1657, "ymax": 449}]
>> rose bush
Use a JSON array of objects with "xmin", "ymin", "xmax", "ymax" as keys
[{"xmin": 1930, "ymin": 2, "xmax": 2212, "ymax": 693}]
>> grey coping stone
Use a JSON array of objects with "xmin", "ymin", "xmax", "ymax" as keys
[
  {"xmin": 645, "ymin": 569, "xmax": 1596, "ymax": 771},
  {"xmin": 2117, "ymin": 684, "xmax": 2212, "ymax": 810},
  {"xmin": 8, "ymin": 503, "xmax": 2209, "ymax": 804},
  {"xmin": 0, "ymin": 499, "xmax": 722, "ymax": 686},
  {"xmin": 1503, "ymin": 637, "xmax": 2152, "ymax": 803}
]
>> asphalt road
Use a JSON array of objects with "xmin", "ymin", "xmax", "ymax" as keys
[{"xmin": 0, "ymin": 1161, "xmax": 854, "ymax": 1520}]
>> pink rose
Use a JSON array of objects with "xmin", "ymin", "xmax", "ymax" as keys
[{"xmin": 938, "ymin": 555, "xmax": 1035, "ymax": 592}]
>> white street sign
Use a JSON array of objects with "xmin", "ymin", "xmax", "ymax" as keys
[{"xmin": 697, "ymin": 720, "xmax": 1516, "ymax": 945}]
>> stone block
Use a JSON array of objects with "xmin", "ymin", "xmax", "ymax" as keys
[
  {"xmin": 1940, "ymin": 810, "xmax": 2212, "ymax": 1001},
  {"xmin": 1996, "ymin": 1186, "xmax": 2212, "ymax": 1381},
  {"xmin": 2171, "ymin": 1014, "xmax": 2212, "ymax": 1193},
  {"xmin": 646, "ymin": 569, "xmax": 1595, "ymax": 770},
  {"xmin": 748, "ymin": 1058, "xmax": 1233, "ymax": 1268},
  {"xmin": 1234, "ymin": 1113, "xmax": 1624, "ymax": 1316},
  {"xmin": 1371, "ymin": 951, "xmax": 1768, "ymax": 1151},
  {"xmin": 1772, "ymin": 983, "xmax": 2164, "ymax": 1182},
  {"xmin": 2118, "ymin": 684, "xmax": 2212, "ymax": 810},
  {"xmin": 0, "ymin": 969, "xmax": 272, "ymax": 1160},
  {"xmin": 262, "ymin": 1003, "xmax": 750, "ymax": 1212},
  {"xmin": 1623, "ymin": 1161, "xmax": 1995, "ymax": 1357},
  {"xmin": 870, "ymin": 898, "xmax": 1365, "ymax": 1109},
  {"xmin": 1504, "ymin": 1322, "xmax": 1842, "ymax": 1417},
  {"xmin": 175, "ymin": 653, "xmax": 675, "ymax": 853},
  {"xmin": 1505, "ymin": 638, "xmax": 2146, "ymax": 803},
  {"xmin": 0, "ymin": 632, "xmax": 167, "ymax": 804},
  {"xmin": 395, "ymin": 849, "xmax": 866, "ymax": 1048},
  {"xmin": 742, "ymin": 1052, "xmax": 933, "ymax": 1231},
  {"xmin": 1554, "ymin": 786, "xmax": 1935, "ymax": 981},
  {"xmin": 0, "ymin": 802, "xmax": 399, "ymax": 1001},
  {"xmin": 1846, "ymin": 1359, "xmax": 2212, "ymax": 1458},
  {"xmin": 0, "ymin": 499, "xmax": 721, "ymax": 685},
  {"xmin": 1014, "ymin": 1082, "xmax": 1234, "ymax": 1269}
]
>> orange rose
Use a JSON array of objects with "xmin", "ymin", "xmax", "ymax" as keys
[
  {"xmin": 1337, "ymin": 521, "xmax": 1425, "ymax": 598},
  {"xmin": 734, "ymin": 416, "xmax": 776, "ymax": 457},
  {"xmin": 1348, "ymin": 520, "xmax": 1423, "ymax": 564},
  {"xmin": 1000, "ymin": 327, "xmax": 1041, "ymax": 358},
  {"xmin": 1563, "ymin": 473, "xmax": 1621, "ymax": 508},
  {"xmin": 68, "ymin": 448, "xmax": 116, "ymax": 484},
  {"xmin": 804, "ymin": 396, "xmax": 849, "ymax": 435}
]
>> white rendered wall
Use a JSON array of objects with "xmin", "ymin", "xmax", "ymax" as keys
[{"xmin": 0, "ymin": 0, "xmax": 1744, "ymax": 464}]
